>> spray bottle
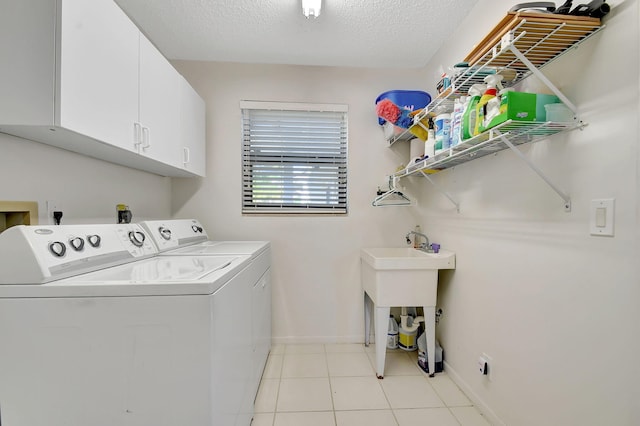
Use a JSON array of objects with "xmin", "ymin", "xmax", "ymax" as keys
[
  {"xmin": 424, "ymin": 118, "xmax": 435, "ymax": 158},
  {"xmin": 461, "ymin": 84, "xmax": 485, "ymax": 140},
  {"xmin": 485, "ymin": 86, "xmax": 514, "ymax": 130},
  {"xmin": 475, "ymin": 74, "xmax": 503, "ymax": 134}
]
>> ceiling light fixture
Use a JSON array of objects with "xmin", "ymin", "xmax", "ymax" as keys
[{"xmin": 302, "ymin": 0, "xmax": 322, "ymax": 19}]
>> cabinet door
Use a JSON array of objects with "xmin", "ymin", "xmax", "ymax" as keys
[
  {"xmin": 0, "ymin": 0, "xmax": 57, "ymax": 125},
  {"xmin": 179, "ymin": 76, "xmax": 206, "ymax": 177},
  {"xmin": 138, "ymin": 35, "xmax": 182, "ymax": 167},
  {"xmin": 58, "ymin": 0, "xmax": 139, "ymax": 152}
]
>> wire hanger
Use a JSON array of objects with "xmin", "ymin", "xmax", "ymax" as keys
[{"xmin": 372, "ymin": 176, "xmax": 413, "ymax": 207}]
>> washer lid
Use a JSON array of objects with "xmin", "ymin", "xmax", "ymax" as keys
[
  {"xmin": 0, "ymin": 255, "xmax": 251, "ymax": 298},
  {"xmin": 69, "ymin": 255, "xmax": 238, "ymax": 282},
  {"xmin": 168, "ymin": 241, "xmax": 270, "ymax": 256}
]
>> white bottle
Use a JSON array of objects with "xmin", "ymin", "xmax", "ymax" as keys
[
  {"xmin": 424, "ymin": 123, "xmax": 435, "ymax": 158},
  {"xmin": 387, "ymin": 316, "xmax": 399, "ymax": 349},
  {"xmin": 450, "ymin": 96, "xmax": 465, "ymax": 147},
  {"xmin": 434, "ymin": 109, "xmax": 451, "ymax": 154},
  {"xmin": 413, "ymin": 225, "xmax": 422, "ymax": 248}
]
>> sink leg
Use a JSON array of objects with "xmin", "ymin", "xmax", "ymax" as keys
[
  {"xmin": 374, "ymin": 305, "xmax": 390, "ymax": 379},
  {"xmin": 364, "ymin": 292, "xmax": 373, "ymax": 347},
  {"xmin": 423, "ymin": 305, "xmax": 436, "ymax": 377}
]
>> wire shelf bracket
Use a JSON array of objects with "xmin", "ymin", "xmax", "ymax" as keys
[
  {"xmin": 419, "ymin": 170, "xmax": 460, "ymax": 213},
  {"xmin": 497, "ymin": 132, "xmax": 572, "ymax": 212}
]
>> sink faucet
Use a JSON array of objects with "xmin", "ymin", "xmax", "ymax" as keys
[{"xmin": 406, "ymin": 230, "xmax": 432, "ymax": 252}]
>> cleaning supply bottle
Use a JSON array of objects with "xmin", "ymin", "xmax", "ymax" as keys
[
  {"xmin": 434, "ymin": 107, "xmax": 451, "ymax": 154},
  {"xmin": 413, "ymin": 225, "xmax": 422, "ymax": 248},
  {"xmin": 475, "ymin": 74, "xmax": 503, "ymax": 135},
  {"xmin": 461, "ymin": 84, "xmax": 485, "ymax": 140},
  {"xmin": 424, "ymin": 118, "xmax": 435, "ymax": 157},
  {"xmin": 485, "ymin": 86, "xmax": 513, "ymax": 130},
  {"xmin": 387, "ymin": 315, "xmax": 399, "ymax": 349},
  {"xmin": 398, "ymin": 307, "xmax": 422, "ymax": 352},
  {"xmin": 449, "ymin": 97, "xmax": 465, "ymax": 147}
]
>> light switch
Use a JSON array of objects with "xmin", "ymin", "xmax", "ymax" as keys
[
  {"xmin": 595, "ymin": 207, "xmax": 606, "ymax": 227},
  {"xmin": 590, "ymin": 199, "xmax": 614, "ymax": 236}
]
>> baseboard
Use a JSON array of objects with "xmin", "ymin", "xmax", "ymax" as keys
[
  {"xmin": 443, "ymin": 360, "xmax": 505, "ymax": 426},
  {"xmin": 272, "ymin": 335, "xmax": 366, "ymax": 345}
]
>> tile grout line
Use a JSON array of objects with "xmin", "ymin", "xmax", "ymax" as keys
[
  {"xmin": 270, "ymin": 348, "xmax": 283, "ymax": 426},
  {"xmin": 426, "ymin": 375, "xmax": 466, "ymax": 425},
  {"xmin": 323, "ymin": 344, "xmax": 339, "ymax": 426}
]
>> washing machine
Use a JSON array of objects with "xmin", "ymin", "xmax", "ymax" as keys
[
  {"xmin": 0, "ymin": 223, "xmax": 256, "ymax": 426},
  {"xmin": 140, "ymin": 219, "xmax": 271, "ymax": 401}
]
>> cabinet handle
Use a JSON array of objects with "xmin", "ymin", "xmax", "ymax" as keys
[
  {"xmin": 133, "ymin": 122, "xmax": 142, "ymax": 147},
  {"xmin": 183, "ymin": 147, "xmax": 190, "ymax": 165},
  {"xmin": 142, "ymin": 126, "xmax": 150, "ymax": 149}
]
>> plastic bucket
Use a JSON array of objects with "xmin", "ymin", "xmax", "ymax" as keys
[{"xmin": 375, "ymin": 90, "xmax": 432, "ymax": 125}]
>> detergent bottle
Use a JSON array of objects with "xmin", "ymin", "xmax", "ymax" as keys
[
  {"xmin": 461, "ymin": 84, "xmax": 485, "ymax": 140},
  {"xmin": 475, "ymin": 74, "xmax": 503, "ymax": 135}
]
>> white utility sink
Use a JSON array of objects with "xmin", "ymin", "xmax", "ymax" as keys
[
  {"xmin": 361, "ymin": 247, "xmax": 455, "ymax": 270},
  {"xmin": 361, "ymin": 247, "xmax": 455, "ymax": 378}
]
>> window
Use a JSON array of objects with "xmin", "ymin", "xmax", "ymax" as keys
[{"xmin": 241, "ymin": 101, "xmax": 348, "ymax": 214}]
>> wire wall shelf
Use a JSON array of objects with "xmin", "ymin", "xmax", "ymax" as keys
[
  {"xmin": 395, "ymin": 120, "xmax": 580, "ymax": 178},
  {"xmin": 376, "ymin": 12, "xmax": 604, "ymax": 211},
  {"xmin": 384, "ymin": 12, "xmax": 603, "ymax": 147}
]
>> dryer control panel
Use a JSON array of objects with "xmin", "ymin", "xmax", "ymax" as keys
[
  {"xmin": 0, "ymin": 224, "xmax": 158, "ymax": 284},
  {"xmin": 140, "ymin": 219, "xmax": 209, "ymax": 253}
]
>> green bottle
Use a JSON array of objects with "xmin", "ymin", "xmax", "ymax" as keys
[{"xmin": 461, "ymin": 84, "xmax": 485, "ymax": 140}]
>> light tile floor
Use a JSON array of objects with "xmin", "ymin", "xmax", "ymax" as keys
[{"xmin": 252, "ymin": 343, "xmax": 492, "ymax": 426}]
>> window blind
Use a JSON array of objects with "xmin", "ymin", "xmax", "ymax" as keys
[{"xmin": 241, "ymin": 102, "xmax": 348, "ymax": 214}]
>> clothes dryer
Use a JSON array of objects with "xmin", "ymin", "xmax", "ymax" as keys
[{"xmin": 140, "ymin": 219, "xmax": 271, "ymax": 400}]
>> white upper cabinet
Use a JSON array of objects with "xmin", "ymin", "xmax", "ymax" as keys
[
  {"xmin": 138, "ymin": 36, "xmax": 183, "ymax": 168},
  {"xmin": 0, "ymin": 0, "xmax": 205, "ymax": 177},
  {"xmin": 58, "ymin": 0, "xmax": 140, "ymax": 152},
  {"xmin": 179, "ymin": 76, "xmax": 207, "ymax": 177}
]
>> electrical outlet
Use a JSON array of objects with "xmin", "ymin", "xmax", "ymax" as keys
[
  {"xmin": 480, "ymin": 353, "xmax": 493, "ymax": 381},
  {"xmin": 46, "ymin": 200, "xmax": 62, "ymax": 225},
  {"xmin": 478, "ymin": 356, "xmax": 488, "ymax": 375}
]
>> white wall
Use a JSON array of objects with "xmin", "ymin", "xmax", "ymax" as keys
[
  {"xmin": 0, "ymin": 132, "xmax": 172, "ymax": 224},
  {"xmin": 412, "ymin": 0, "xmax": 640, "ymax": 425},
  {"xmin": 171, "ymin": 61, "xmax": 430, "ymax": 342}
]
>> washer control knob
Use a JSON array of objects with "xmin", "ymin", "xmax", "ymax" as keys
[
  {"xmin": 49, "ymin": 241, "xmax": 66, "ymax": 257},
  {"xmin": 128, "ymin": 231, "xmax": 146, "ymax": 247},
  {"xmin": 191, "ymin": 225, "xmax": 203, "ymax": 233},
  {"xmin": 87, "ymin": 235, "xmax": 101, "ymax": 248},
  {"xmin": 69, "ymin": 237, "xmax": 85, "ymax": 251},
  {"xmin": 159, "ymin": 226, "xmax": 172, "ymax": 240}
]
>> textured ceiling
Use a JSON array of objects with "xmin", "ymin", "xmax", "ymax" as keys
[{"xmin": 114, "ymin": 0, "xmax": 479, "ymax": 68}]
